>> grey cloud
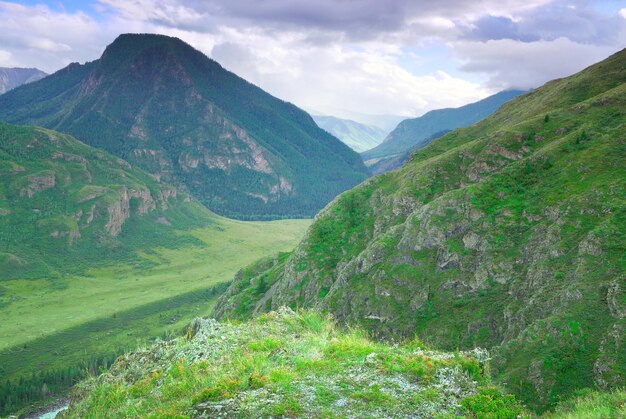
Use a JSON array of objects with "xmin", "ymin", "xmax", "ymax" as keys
[
  {"xmin": 98, "ymin": 0, "xmax": 553, "ymax": 42},
  {"xmin": 461, "ymin": 0, "xmax": 624, "ymax": 44},
  {"xmin": 455, "ymin": 37, "xmax": 622, "ymax": 90}
]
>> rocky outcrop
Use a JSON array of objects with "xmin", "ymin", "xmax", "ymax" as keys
[
  {"xmin": 104, "ymin": 186, "xmax": 161, "ymax": 236},
  {"xmin": 20, "ymin": 171, "xmax": 56, "ymax": 198}
]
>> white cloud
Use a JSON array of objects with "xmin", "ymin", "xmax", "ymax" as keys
[
  {"xmin": 213, "ymin": 37, "xmax": 490, "ymax": 117},
  {"xmin": 0, "ymin": 1, "xmax": 107, "ymax": 72},
  {"xmin": 0, "ymin": 49, "xmax": 14, "ymax": 67}
]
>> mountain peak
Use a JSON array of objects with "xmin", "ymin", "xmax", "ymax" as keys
[
  {"xmin": 99, "ymin": 33, "xmax": 204, "ymax": 70},
  {"xmin": 0, "ymin": 35, "xmax": 369, "ymax": 219}
]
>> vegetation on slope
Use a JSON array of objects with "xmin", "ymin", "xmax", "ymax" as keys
[
  {"xmin": 0, "ymin": 121, "xmax": 214, "ymax": 279},
  {"xmin": 0, "ymin": 214, "xmax": 309, "ymax": 415},
  {"xmin": 0, "ymin": 34, "xmax": 369, "ymax": 219},
  {"xmin": 1, "ymin": 219, "xmax": 309, "ymax": 416},
  {"xmin": 367, "ymin": 130, "xmax": 451, "ymax": 175},
  {"xmin": 0, "ymin": 283, "xmax": 227, "ymax": 416},
  {"xmin": 546, "ymin": 389, "xmax": 626, "ymax": 418},
  {"xmin": 0, "ymin": 121, "xmax": 312, "ymax": 413},
  {"xmin": 215, "ymin": 49, "xmax": 626, "ymax": 410},
  {"xmin": 64, "ymin": 309, "xmax": 527, "ymax": 418},
  {"xmin": 362, "ymin": 90, "xmax": 525, "ymax": 169}
]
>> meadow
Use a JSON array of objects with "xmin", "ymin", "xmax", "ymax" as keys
[{"xmin": 0, "ymin": 216, "xmax": 310, "ymax": 414}]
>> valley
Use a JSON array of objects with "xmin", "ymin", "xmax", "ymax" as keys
[
  {"xmin": 0, "ymin": 2, "xmax": 624, "ymax": 415},
  {"xmin": 0, "ymin": 218, "xmax": 310, "ymax": 351},
  {"xmin": 0, "ymin": 216, "xmax": 310, "ymax": 414}
]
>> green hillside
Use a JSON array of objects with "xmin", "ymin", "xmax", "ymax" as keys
[
  {"xmin": 313, "ymin": 115, "xmax": 387, "ymax": 152},
  {"xmin": 0, "ymin": 121, "xmax": 311, "ymax": 414},
  {"xmin": 362, "ymin": 90, "xmax": 525, "ymax": 168},
  {"xmin": 215, "ymin": 49, "xmax": 626, "ymax": 410},
  {"xmin": 0, "ymin": 121, "xmax": 211, "ymax": 279},
  {"xmin": 0, "ymin": 34, "xmax": 369, "ymax": 219}
]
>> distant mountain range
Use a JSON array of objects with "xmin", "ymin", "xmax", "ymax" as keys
[
  {"xmin": 0, "ymin": 34, "xmax": 369, "ymax": 219},
  {"xmin": 312, "ymin": 115, "xmax": 387, "ymax": 152},
  {"xmin": 362, "ymin": 90, "xmax": 526, "ymax": 170},
  {"xmin": 0, "ymin": 67, "xmax": 47, "ymax": 94},
  {"xmin": 367, "ymin": 129, "xmax": 451, "ymax": 174}
]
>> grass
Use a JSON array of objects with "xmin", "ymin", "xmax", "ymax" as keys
[
  {"xmin": 0, "ymin": 218, "xmax": 310, "ymax": 351},
  {"xmin": 65, "ymin": 310, "xmax": 526, "ymax": 418},
  {"xmin": 0, "ymin": 216, "xmax": 310, "ymax": 415},
  {"xmin": 546, "ymin": 389, "xmax": 626, "ymax": 419}
]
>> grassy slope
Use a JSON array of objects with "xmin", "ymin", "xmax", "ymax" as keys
[
  {"xmin": 214, "ymin": 49, "xmax": 626, "ymax": 410},
  {"xmin": 0, "ymin": 122, "xmax": 311, "ymax": 413},
  {"xmin": 0, "ymin": 121, "xmax": 209, "ymax": 279},
  {"xmin": 546, "ymin": 389, "xmax": 626, "ymax": 419},
  {"xmin": 65, "ymin": 310, "xmax": 527, "ymax": 418}
]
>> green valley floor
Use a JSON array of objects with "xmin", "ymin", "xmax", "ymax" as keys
[{"xmin": 0, "ymin": 217, "xmax": 310, "ymax": 415}]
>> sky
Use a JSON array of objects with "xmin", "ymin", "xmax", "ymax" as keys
[{"xmin": 1, "ymin": 0, "xmax": 625, "ymax": 121}]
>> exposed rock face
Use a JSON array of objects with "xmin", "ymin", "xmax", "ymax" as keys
[
  {"xmin": 0, "ymin": 122, "xmax": 195, "ymax": 278},
  {"xmin": 104, "ymin": 187, "xmax": 160, "ymax": 236},
  {"xmin": 20, "ymin": 171, "xmax": 56, "ymax": 198}
]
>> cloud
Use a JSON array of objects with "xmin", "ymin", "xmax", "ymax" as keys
[
  {"xmin": 212, "ymin": 38, "xmax": 490, "ymax": 118},
  {"xmin": 97, "ymin": 0, "xmax": 553, "ymax": 41},
  {"xmin": 461, "ymin": 1, "xmax": 624, "ymax": 44},
  {"xmin": 0, "ymin": 0, "xmax": 623, "ymax": 118},
  {"xmin": 0, "ymin": 1, "xmax": 107, "ymax": 71},
  {"xmin": 0, "ymin": 49, "xmax": 14, "ymax": 67},
  {"xmin": 454, "ymin": 37, "xmax": 621, "ymax": 90}
]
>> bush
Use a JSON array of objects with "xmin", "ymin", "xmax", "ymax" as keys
[{"xmin": 461, "ymin": 387, "xmax": 524, "ymax": 418}]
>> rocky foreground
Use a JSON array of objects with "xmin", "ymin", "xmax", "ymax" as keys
[{"xmin": 63, "ymin": 309, "xmax": 527, "ymax": 418}]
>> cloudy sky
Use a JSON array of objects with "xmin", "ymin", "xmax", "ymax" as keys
[{"xmin": 1, "ymin": 0, "xmax": 625, "ymax": 120}]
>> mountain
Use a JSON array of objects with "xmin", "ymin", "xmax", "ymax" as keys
[
  {"xmin": 0, "ymin": 34, "xmax": 369, "ymax": 219},
  {"xmin": 0, "ymin": 122, "xmax": 214, "ymax": 279},
  {"xmin": 214, "ymin": 49, "xmax": 626, "ymax": 410},
  {"xmin": 362, "ymin": 90, "xmax": 526, "ymax": 165},
  {"xmin": 367, "ymin": 129, "xmax": 451, "ymax": 175},
  {"xmin": 339, "ymin": 112, "xmax": 406, "ymax": 132},
  {"xmin": 312, "ymin": 115, "xmax": 387, "ymax": 152},
  {"xmin": 0, "ymin": 67, "xmax": 47, "ymax": 94}
]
